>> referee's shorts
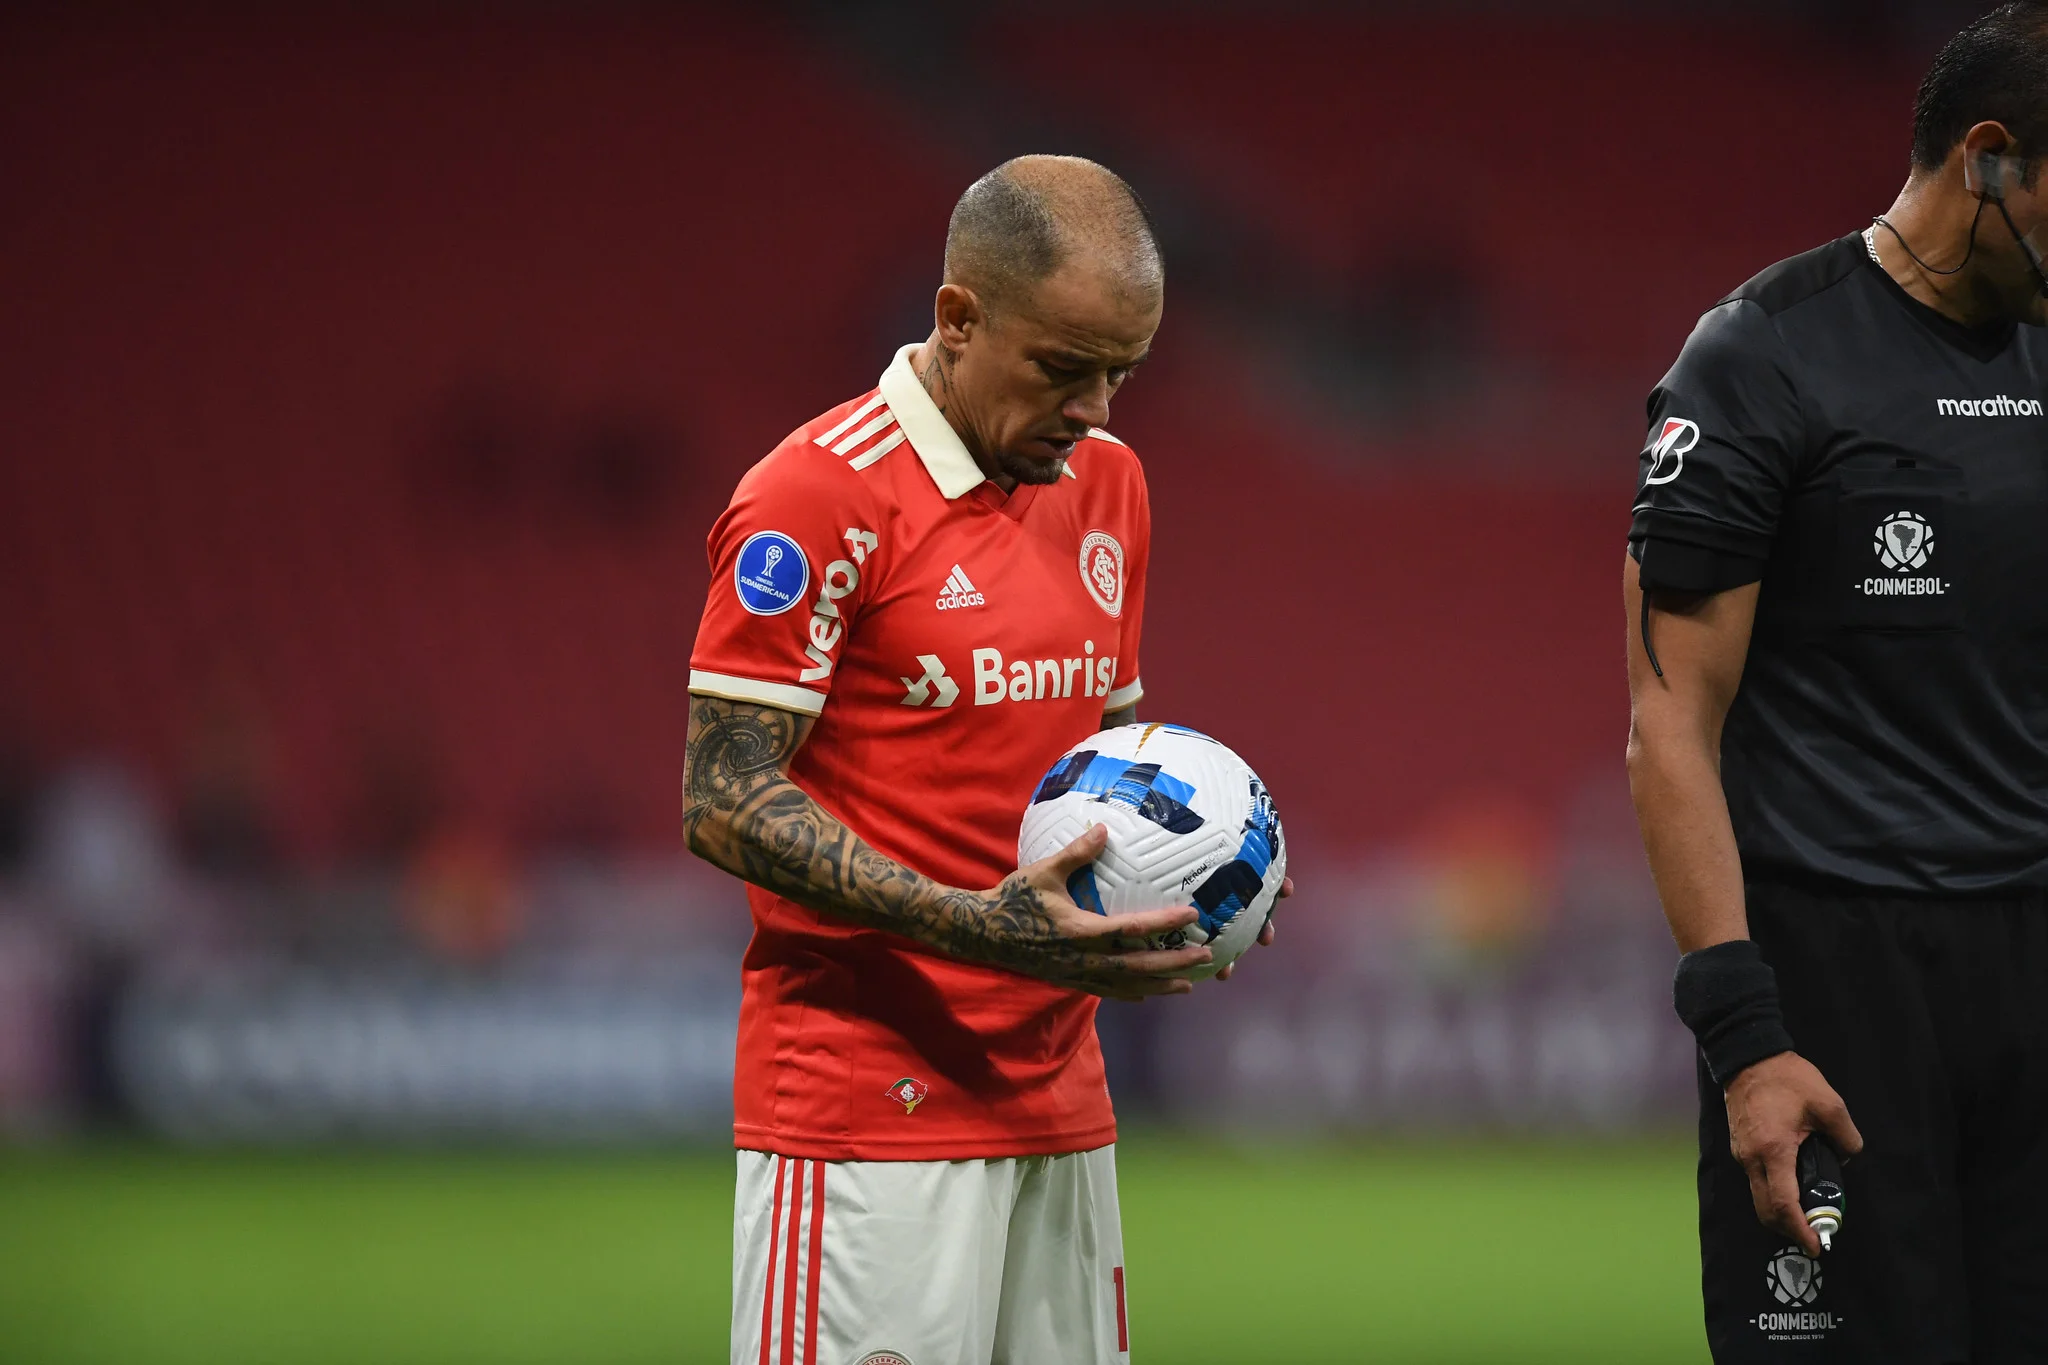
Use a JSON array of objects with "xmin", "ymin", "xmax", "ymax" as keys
[{"xmin": 1697, "ymin": 883, "xmax": 2048, "ymax": 1363}]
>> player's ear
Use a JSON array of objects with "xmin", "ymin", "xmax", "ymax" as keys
[
  {"xmin": 933, "ymin": 283, "xmax": 982, "ymax": 352},
  {"xmin": 1960, "ymin": 120, "xmax": 2019, "ymax": 195}
]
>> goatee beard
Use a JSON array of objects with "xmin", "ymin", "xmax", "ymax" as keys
[{"xmin": 996, "ymin": 451, "xmax": 1068, "ymax": 487}]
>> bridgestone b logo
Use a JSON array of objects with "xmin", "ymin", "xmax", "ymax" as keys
[{"xmin": 1936, "ymin": 395, "xmax": 2043, "ymax": 416}]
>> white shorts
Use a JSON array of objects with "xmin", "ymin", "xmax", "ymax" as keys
[{"xmin": 731, "ymin": 1145, "xmax": 1129, "ymax": 1365}]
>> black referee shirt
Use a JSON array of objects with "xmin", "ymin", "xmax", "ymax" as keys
[{"xmin": 1630, "ymin": 231, "xmax": 2048, "ymax": 894}]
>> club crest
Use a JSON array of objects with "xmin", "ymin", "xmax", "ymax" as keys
[
  {"xmin": 884, "ymin": 1077, "xmax": 929, "ymax": 1115},
  {"xmin": 1079, "ymin": 530, "xmax": 1125, "ymax": 617}
]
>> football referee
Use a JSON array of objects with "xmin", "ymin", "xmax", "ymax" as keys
[{"xmin": 1627, "ymin": 6, "xmax": 2048, "ymax": 1362}]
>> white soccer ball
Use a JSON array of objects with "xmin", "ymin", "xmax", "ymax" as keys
[{"xmin": 1017, "ymin": 723, "xmax": 1286, "ymax": 981}]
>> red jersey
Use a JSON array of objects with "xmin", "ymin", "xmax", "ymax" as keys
[{"xmin": 689, "ymin": 345, "xmax": 1150, "ymax": 1161}]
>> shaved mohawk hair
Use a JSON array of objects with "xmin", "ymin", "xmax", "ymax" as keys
[{"xmin": 943, "ymin": 155, "xmax": 1163, "ymax": 313}]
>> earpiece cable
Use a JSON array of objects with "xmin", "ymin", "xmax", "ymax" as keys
[
  {"xmin": 1641, "ymin": 590, "xmax": 1663, "ymax": 680},
  {"xmin": 1988, "ymin": 193, "xmax": 2048, "ymax": 297},
  {"xmin": 1873, "ymin": 193, "xmax": 1990, "ymax": 277}
]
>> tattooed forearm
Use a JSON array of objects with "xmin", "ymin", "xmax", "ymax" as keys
[
  {"xmin": 1102, "ymin": 704, "xmax": 1137, "ymax": 730},
  {"xmin": 683, "ymin": 694, "xmax": 1143, "ymax": 990}
]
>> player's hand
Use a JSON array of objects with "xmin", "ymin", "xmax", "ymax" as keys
[
  {"xmin": 975, "ymin": 823, "xmax": 1210, "ymax": 1000},
  {"xmin": 1214, "ymin": 875, "xmax": 1289, "ymax": 981},
  {"xmin": 1723, "ymin": 1051, "xmax": 1864, "ymax": 1256}
]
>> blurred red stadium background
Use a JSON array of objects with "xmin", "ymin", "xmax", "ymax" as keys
[
  {"xmin": 0, "ymin": 5, "xmax": 1935, "ymax": 1142},
  {"xmin": 0, "ymin": 7, "xmax": 1919, "ymax": 860}
]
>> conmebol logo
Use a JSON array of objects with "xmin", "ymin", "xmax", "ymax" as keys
[{"xmin": 1936, "ymin": 395, "xmax": 2044, "ymax": 416}]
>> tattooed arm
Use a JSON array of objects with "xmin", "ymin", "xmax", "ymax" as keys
[
  {"xmin": 1102, "ymin": 704, "xmax": 1137, "ymax": 730},
  {"xmin": 683, "ymin": 694, "xmax": 1208, "ymax": 998}
]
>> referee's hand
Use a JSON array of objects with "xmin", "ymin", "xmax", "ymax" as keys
[{"xmin": 1724, "ymin": 1052, "xmax": 1864, "ymax": 1256}]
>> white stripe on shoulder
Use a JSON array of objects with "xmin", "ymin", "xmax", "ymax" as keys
[
  {"xmin": 1102, "ymin": 679, "xmax": 1143, "ymax": 711},
  {"xmin": 847, "ymin": 427, "xmax": 906, "ymax": 470},
  {"xmin": 687, "ymin": 671, "xmax": 827, "ymax": 716},
  {"xmin": 832, "ymin": 411, "xmax": 898, "ymax": 456},
  {"xmin": 1086, "ymin": 426, "xmax": 1127, "ymax": 447},
  {"xmin": 813, "ymin": 393, "xmax": 887, "ymax": 448}
]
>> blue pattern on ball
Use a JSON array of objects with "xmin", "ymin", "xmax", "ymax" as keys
[
  {"xmin": 1029, "ymin": 753, "xmax": 1203, "ymax": 834},
  {"xmin": 1189, "ymin": 780, "xmax": 1282, "ymax": 937}
]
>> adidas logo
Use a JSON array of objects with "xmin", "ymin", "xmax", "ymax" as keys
[{"xmin": 935, "ymin": 565, "xmax": 985, "ymax": 611}]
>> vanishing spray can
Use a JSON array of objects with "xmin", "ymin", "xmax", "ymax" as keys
[{"xmin": 1798, "ymin": 1135, "xmax": 1846, "ymax": 1253}]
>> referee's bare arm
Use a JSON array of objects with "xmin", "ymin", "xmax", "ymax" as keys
[{"xmin": 1624, "ymin": 556, "xmax": 1863, "ymax": 1256}]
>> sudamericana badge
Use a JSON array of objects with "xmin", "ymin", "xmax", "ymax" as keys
[
  {"xmin": 884, "ymin": 1077, "xmax": 929, "ymax": 1114},
  {"xmin": 734, "ymin": 530, "xmax": 809, "ymax": 616}
]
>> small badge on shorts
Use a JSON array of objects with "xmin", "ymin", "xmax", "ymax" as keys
[
  {"xmin": 734, "ymin": 530, "xmax": 809, "ymax": 616},
  {"xmin": 884, "ymin": 1077, "xmax": 929, "ymax": 1115},
  {"xmin": 1766, "ymin": 1247, "xmax": 1822, "ymax": 1306},
  {"xmin": 855, "ymin": 1353, "xmax": 914, "ymax": 1365},
  {"xmin": 1750, "ymin": 1246, "xmax": 1839, "ymax": 1342}
]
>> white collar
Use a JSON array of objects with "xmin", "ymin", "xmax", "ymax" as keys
[
  {"xmin": 878, "ymin": 343, "xmax": 1083, "ymax": 498},
  {"xmin": 880, "ymin": 344, "xmax": 987, "ymax": 500}
]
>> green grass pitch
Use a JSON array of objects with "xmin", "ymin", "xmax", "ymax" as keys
[{"xmin": 0, "ymin": 1136, "xmax": 1708, "ymax": 1364}]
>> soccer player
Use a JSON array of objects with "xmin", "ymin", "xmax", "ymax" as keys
[
  {"xmin": 1626, "ymin": 7, "xmax": 2048, "ymax": 1361},
  {"xmin": 684, "ymin": 155, "xmax": 1280, "ymax": 1365}
]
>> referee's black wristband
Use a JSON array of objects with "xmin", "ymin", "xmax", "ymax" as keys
[{"xmin": 1673, "ymin": 940, "xmax": 1797, "ymax": 1088}]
